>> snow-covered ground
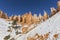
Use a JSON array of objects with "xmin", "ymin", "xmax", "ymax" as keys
[
  {"xmin": 0, "ymin": 12, "xmax": 60, "ymax": 40},
  {"xmin": 16, "ymin": 12, "xmax": 60, "ymax": 40},
  {"xmin": 0, "ymin": 18, "xmax": 10, "ymax": 40}
]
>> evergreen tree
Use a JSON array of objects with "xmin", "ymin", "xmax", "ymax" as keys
[
  {"xmin": 12, "ymin": 20, "xmax": 17, "ymax": 25},
  {"xmin": 4, "ymin": 35, "xmax": 10, "ymax": 40}
]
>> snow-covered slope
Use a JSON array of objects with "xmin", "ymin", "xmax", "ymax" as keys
[
  {"xmin": 0, "ymin": 18, "xmax": 22, "ymax": 40},
  {"xmin": 17, "ymin": 12, "xmax": 60, "ymax": 40},
  {"xmin": 0, "ymin": 12, "xmax": 60, "ymax": 40},
  {"xmin": 0, "ymin": 18, "xmax": 10, "ymax": 40}
]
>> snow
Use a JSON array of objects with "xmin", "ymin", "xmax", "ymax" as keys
[
  {"xmin": 16, "ymin": 12, "xmax": 60, "ymax": 40},
  {"xmin": 0, "ymin": 12, "xmax": 60, "ymax": 40},
  {"xmin": 0, "ymin": 18, "xmax": 10, "ymax": 40}
]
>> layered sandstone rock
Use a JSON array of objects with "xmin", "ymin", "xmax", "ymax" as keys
[
  {"xmin": 38, "ymin": 13, "xmax": 43, "ymax": 22},
  {"xmin": 27, "ymin": 34, "xmax": 44, "ymax": 40},
  {"xmin": 32, "ymin": 13, "xmax": 38, "ymax": 24},
  {"xmin": 16, "ymin": 15, "xmax": 21, "ymax": 25},
  {"xmin": 25, "ymin": 12, "xmax": 32, "ymax": 26},
  {"xmin": 50, "ymin": 7, "xmax": 57, "ymax": 16},
  {"xmin": 0, "ymin": 10, "xmax": 8, "ymax": 19},
  {"xmin": 27, "ymin": 32, "xmax": 59, "ymax": 40},
  {"xmin": 13, "ymin": 15, "xmax": 17, "ymax": 20},
  {"xmin": 22, "ymin": 27, "xmax": 28, "ymax": 34},
  {"xmin": 10, "ymin": 15, "xmax": 17, "ymax": 21},
  {"xmin": 43, "ymin": 11, "xmax": 49, "ymax": 21},
  {"xmin": 57, "ymin": 1, "xmax": 60, "ymax": 7},
  {"xmin": 0, "ymin": 1, "xmax": 60, "ymax": 26},
  {"xmin": 57, "ymin": 1, "xmax": 60, "ymax": 12},
  {"xmin": 0, "ymin": 10, "xmax": 3, "ymax": 18},
  {"xmin": 1, "ymin": 13, "xmax": 8, "ymax": 19},
  {"xmin": 21, "ymin": 13, "xmax": 26, "ymax": 26},
  {"xmin": 9, "ymin": 15, "xmax": 13, "ymax": 21}
]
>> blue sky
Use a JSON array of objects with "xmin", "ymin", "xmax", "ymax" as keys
[{"xmin": 0, "ymin": 0, "xmax": 59, "ymax": 16}]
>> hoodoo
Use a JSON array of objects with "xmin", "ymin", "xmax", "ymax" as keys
[
  {"xmin": 38, "ymin": 13, "xmax": 43, "ymax": 22},
  {"xmin": 32, "ymin": 13, "xmax": 38, "ymax": 24},
  {"xmin": 1, "ymin": 13, "xmax": 8, "ymax": 19},
  {"xmin": 0, "ymin": 1, "xmax": 59, "ymax": 28},
  {"xmin": 50, "ymin": 7, "xmax": 57, "ymax": 16},
  {"xmin": 24, "ymin": 12, "xmax": 32, "ymax": 26},
  {"xmin": 43, "ymin": 10, "xmax": 49, "ymax": 21},
  {"xmin": 0, "ymin": 10, "xmax": 3, "ymax": 18},
  {"xmin": 13, "ymin": 15, "xmax": 17, "ymax": 20},
  {"xmin": 27, "ymin": 11, "xmax": 32, "ymax": 25},
  {"xmin": 21, "ymin": 13, "xmax": 27, "ymax": 26},
  {"xmin": 9, "ymin": 15, "xmax": 13, "ymax": 21},
  {"xmin": 17, "ymin": 15, "xmax": 21, "ymax": 24},
  {"xmin": 0, "ymin": 1, "xmax": 60, "ymax": 40},
  {"xmin": 57, "ymin": 1, "xmax": 60, "ymax": 12}
]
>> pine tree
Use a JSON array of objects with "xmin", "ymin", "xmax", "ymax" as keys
[
  {"xmin": 12, "ymin": 20, "xmax": 17, "ymax": 25},
  {"xmin": 4, "ymin": 35, "xmax": 10, "ymax": 40}
]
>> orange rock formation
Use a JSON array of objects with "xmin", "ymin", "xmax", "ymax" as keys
[
  {"xmin": 43, "ymin": 11, "xmax": 49, "ymax": 21},
  {"xmin": 0, "ymin": 1, "xmax": 59, "ymax": 26},
  {"xmin": 57, "ymin": 1, "xmax": 60, "ymax": 12}
]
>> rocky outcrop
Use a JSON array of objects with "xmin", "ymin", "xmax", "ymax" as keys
[
  {"xmin": 57, "ymin": 1, "xmax": 60, "ymax": 12},
  {"xmin": 0, "ymin": 10, "xmax": 3, "ymax": 18},
  {"xmin": 16, "ymin": 15, "xmax": 21, "ymax": 24},
  {"xmin": 0, "ymin": 1, "xmax": 60, "ymax": 26},
  {"xmin": 50, "ymin": 7, "xmax": 57, "ymax": 17},
  {"xmin": 38, "ymin": 13, "xmax": 43, "ymax": 22},
  {"xmin": 43, "ymin": 10, "xmax": 49, "ymax": 21},
  {"xmin": 26, "ymin": 12, "xmax": 32, "ymax": 25},
  {"xmin": 2, "ymin": 13, "xmax": 8, "ymax": 19},
  {"xmin": 0, "ymin": 10, "xmax": 8, "ymax": 19},
  {"xmin": 32, "ymin": 13, "xmax": 38, "ymax": 24}
]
